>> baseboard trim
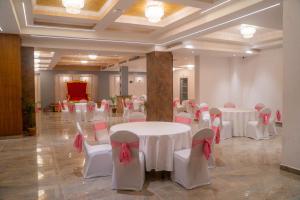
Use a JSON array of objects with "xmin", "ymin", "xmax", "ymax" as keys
[{"xmin": 280, "ymin": 164, "xmax": 300, "ymax": 175}]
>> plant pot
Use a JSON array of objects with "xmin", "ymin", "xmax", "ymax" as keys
[{"xmin": 28, "ymin": 127, "xmax": 36, "ymax": 136}]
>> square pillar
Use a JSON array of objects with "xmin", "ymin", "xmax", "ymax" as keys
[
  {"xmin": 120, "ymin": 66, "xmax": 128, "ymax": 96},
  {"xmin": 146, "ymin": 51, "xmax": 173, "ymax": 121}
]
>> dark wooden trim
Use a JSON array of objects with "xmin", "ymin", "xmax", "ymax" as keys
[{"xmin": 280, "ymin": 164, "xmax": 300, "ymax": 175}]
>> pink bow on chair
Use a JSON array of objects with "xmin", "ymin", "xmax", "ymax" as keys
[
  {"xmin": 211, "ymin": 125, "xmax": 221, "ymax": 144},
  {"xmin": 111, "ymin": 141, "xmax": 139, "ymax": 164},
  {"xmin": 68, "ymin": 104, "xmax": 75, "ymax": 113},
  {"xmin": 73, "ymin": 132, "xmax": 83, "ymax": 153},
  {"xmin": 192, "ymin": 138, "xmax": 212, "ymax": 160},
  {"xmin": 260, "ymin": 113, "xmax": 271, "ymax": 125},
  {"xmin": 87, "ymin": 104, "xmax": 95, "ymax": 112},
  {"xmin": 276, "ymin": 110, "xmax": 281, "ymax": 122}
]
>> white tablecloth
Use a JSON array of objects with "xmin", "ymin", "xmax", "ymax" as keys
[
  {"xmin": 220, "ymin": 108, "xmax": 257, "ymax": 137},
  {"xmin": 110, "ymin": 122, "xmax": 192, "ymax": 171}
]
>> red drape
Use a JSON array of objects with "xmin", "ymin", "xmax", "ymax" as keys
[{"xmin": 67, "ymin": 82, "xmax": 88, "ymax": 101}]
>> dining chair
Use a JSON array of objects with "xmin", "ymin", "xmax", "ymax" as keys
[
  {"xmin": 93, "ymin": 120, "xmax": 109, "ymax": 144},
  {"xmin": 196, "ymin": 103, "xmax": 210, "ymax": 129},
  {"xmin": 86, "ymin": 101, "xmax": 96, "ymax": 122},
  {"xmin": 210, "ymin": 107, "xmax": 232, "ymax": 141},
  {"xmin": 174, "ymin": 112, "xmax": 193, "ymax": 126},
  {"xmin": 172, "ymin": 128, "xmax": 214, "ymax": 189},
  {"xmin": 128, "ymin": 112, "xmax": 146, "ymax": 122},
  {"xmin": 74, "ymin": 122, "xmax": 112, "ymax": 178},
  {"xmin": 246, "ymin": 107, "xmax": 272, "ymax": 140},
  {"xmin": 224, "ymin": 102, "xmax": 236, "ymax": 108},
  {"xmin": 110, "ymin": 131, "xmax": 145, "ymax": 191}
]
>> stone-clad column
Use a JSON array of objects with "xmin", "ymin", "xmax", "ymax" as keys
[
  {"xmin": 146, "ymin": 51, "xmax": 173, "ymax": 121},
  {"xmin": 120, "ymin": 66, "xmax": 128, "ymax": 96}
]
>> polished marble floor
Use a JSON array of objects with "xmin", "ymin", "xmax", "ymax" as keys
[{"xmin": 1, "ymin": 113, "xmax": 300, "ymax": 200}]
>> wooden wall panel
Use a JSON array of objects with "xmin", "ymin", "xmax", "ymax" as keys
[
  {"xmin": 146, "ymin": 51, "xmax": 173, "ymax": 121},
  {"xmin": 0, "ymin": 34, "xmax": 22, "ymax": 136},
  {"xmin": 21, "ymin": 47, "xmax": 35, "ymax": 131}
]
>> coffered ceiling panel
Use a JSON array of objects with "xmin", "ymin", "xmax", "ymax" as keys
[
  {"xmin": 36, "ymin": 0, "xmax": 108, "ymax": 12},
  {"xmin": 123, "ymin": 0, "xmax": 184, "ymax": 18}
]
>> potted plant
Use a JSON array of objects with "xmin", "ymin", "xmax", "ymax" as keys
[
  {"xmin": 110, "ymin": 96, "xmax": 117, "ymax": 114},
  {"xmin": 23, "ymin": 100, "xmax": 36, "ymax": 136}
]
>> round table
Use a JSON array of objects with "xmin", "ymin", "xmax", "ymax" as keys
[
  {"xmin": 219, "ymin": 108, "xmax": 257, "ymax": 136},
  {"xmin": 110, "ymin": 122, "xmax": 192, "ymax": 171}
]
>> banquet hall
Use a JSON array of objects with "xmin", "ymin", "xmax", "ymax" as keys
[{"xmin": 1, "ymin": 0, "xmax": 300, "ymax": 199}]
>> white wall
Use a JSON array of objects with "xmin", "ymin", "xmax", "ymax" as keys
[
  {"xmin": 198, "ymin": 56, "xmax": 231, "ymax": 107},
  {"xmin": 281, "ymin": 0, "xmax": 300, "ymax": 171},
  {"xmin": 229, "ymin": 48, "xmax": 283, "ymax": 113},
  {"xmin": 173, "ymin": 68, "xmax": 195, "ymax": 100}
]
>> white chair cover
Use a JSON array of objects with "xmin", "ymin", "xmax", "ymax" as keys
[
  {"xmin": 110, "ymin": 131, "xmax": 145, "ymax": 191},
  {"xmin": 86, "ymin": 101, "xmax": 96, "ymax": 122},
  {"xmin": 174, "ymin": 112, "xmax": 193, "ymax": 126},
  {"xmin": 128, "ymin": 112, "xmax": 146, "ymax": 122},
  {"xmin": 210, "ymin": 107, "xmax": 232, "ymax": 141},
  {"xmin": 246, "ymin": 108, "xmax": 272, "ymax": 140},
  {"xmin": 172, "ymin": 128, "xmax": 213, "ymax": 189},
  {"xmin": 197, "ymin": 103, "xmax": 210, "ymax": 129},
  {"xmin": 93, "ymin": 120, "xmax": 110, "ymax": 144},
  {"xmin": 76, "ymin": 122, "xmax": 112, "ymax": 178}
]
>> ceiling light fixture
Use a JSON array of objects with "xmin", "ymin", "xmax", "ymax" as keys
[
  {"xmin": 62, "ymin": 0, "xmax": 85, "ymax": 15},
  {"xmin": 245, "ymin": 50, "xmax": 253, "ymax": 54},
  {"xmin": 240, "ymin": 24, "xmax": 256, "ymax": 39},
  {"xmin": 81, "ymin": 60, "xmax": 88, "ymax": 64},
  {"xmin": 145, "ymin": 1, "xmax": 164, "ymax": 23},
  {"xmin": 88, "ymin": 54, "xmax": 97, "ymax": 60}
]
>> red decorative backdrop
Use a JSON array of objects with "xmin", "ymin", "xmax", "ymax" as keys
[{"xmin": 67, "ymin": 81, "xmax": 88, "ymax": 101}]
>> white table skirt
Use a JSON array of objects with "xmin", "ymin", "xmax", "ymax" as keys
[
  {"xmin": 220, "ymin": 108, "xmax": 257, "ymax": 137},
  {"xmin": 110, "ymin": 122, "xmax": 192, "ymax": 171}
]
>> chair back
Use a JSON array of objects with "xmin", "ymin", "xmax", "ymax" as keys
[
  {"xmin": 173, "ymin": 99, "xmax": 180, "ymax": 108},
  {"xmin": 110, "ymin": 131, "xmax": 140, "ymax": 165},
  {"xmin": 100, "ymin": 99, "xmax": 109, "ymax": 111},
  {"xmin": 255, "ymin": 103, "xmax": 265, "ymax": 111},
  {"xmin": 191, "ymin": 128, "xmax": 214, "ymax": 160},
  {"xmin": 93, "ymin": 120, "xmax": 108, "ymax": 141},
  {"xmin": 128, "ymin": 112, "xmax": 146, "ymax": 122},
  {"xmin": 174, "ymin": 112, "xmax": 193, "ymax": 125},
  {"xmin": 224, "ymin": 102, "xmax": 236, "ymax": 108},
  {"xmin": 73, "ymin": 122, "xmax": 85, "ymax": 153},
  {"xmin": 86, "ymin": 101, "xmax": 96, "ymax": 112},
  {"xmin": 209, "ymin": 108, "xmax": 222, "ymax": 144},
  {"xmin": 68, "ymin": 102, "xmax": 75, "ymax": 113},
  {"xmin": 258, "ymin": 108, "xmax": 272, "ymax": 126},
  {"xmin": 196, "ymin": 103, "xmax": 210, "ymax": 121}
]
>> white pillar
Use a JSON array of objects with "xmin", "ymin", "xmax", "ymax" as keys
[
  {"xmin": 281, "ymin": 0, "xmax": 300, "ymax": 172},
  {"xmin": 194, "ymin": 55, "xmax": 200, "ymax": 103}
]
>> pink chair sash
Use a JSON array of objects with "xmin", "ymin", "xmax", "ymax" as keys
[
  {"xmin": 195, "ymin": 106, "xmax": 209, "ymax": 120},
  {"xmin": 173, "ymin": 100, "xmax": 179, "ymax": 108},
  {"xmin": 126, "ymin": 102, "xmax": 133, "ymax": 110},
  {"xmin": 87, "ymin": 104, "xmax": 95, "ymax": 112},
  {"xmin": 73, "ymin": 132, "xmax": 83, "ymax": 153},
  {"xmin": 128, "ymin": 118, "xmax": 146, "ymax": 122},
  {"xmin": 260, "ymin": 113, "xmax": 271, "ymax": 125},
  {"xmin": 68, "ymin": 104, "xmax": 75, "ymax": 113},
  {"xmin": 93, "ymin": 122, "xmax": 108, "ymax": 141},
  {"xmin": 211, "ymin": 125, "xmax": 221, "ymax": 144},
  {"xmin": 175, "ymin": 116, "xmax": 192, "ymax": 125},
  {"xmin": 101, "ymin": 102, "xmax": 109, "ymax": 111},
  {"xmin": 111, "ymin": 141, "xmax": 139, "ymax": 164},
  {"xmin": 276, "ymin": 110, "xmax": 281, "ymax": 122},
  {"xmin": 188, "ymin": 100, "xmax": 196, "ymax": 108},
  {"xmin": 210, "ymin": 113, "xmax": 222, "ymax": 122},
  {"xmin": 192, "ymin": 138, "xmax": 212, "ymax": 160}
]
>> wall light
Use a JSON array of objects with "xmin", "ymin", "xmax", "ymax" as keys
[
  {"xmin": 34, "ymin": 59, "xmax": 40, "ymax": 63},
  {"xmin": 0, "ymin": 27, "xmax": 3, "ymax": 32},
  {"xmin": 34, "ymin": 51, "xmax": 40, "ymax": 58}
]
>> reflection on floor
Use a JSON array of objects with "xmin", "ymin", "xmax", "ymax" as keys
[{"xmin": 0, "ymin": 113, "xmax": 300, "ymax": 200}]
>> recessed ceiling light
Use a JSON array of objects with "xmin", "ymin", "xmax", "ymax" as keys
[
  {"xmin": 185, "ymin": 44, "xmax": 194, "ymax": 49},
  {"xmin": 81, "ymin": 60, "xmax": 88, "ymax": 64},
  {"xmin": 0, "ymin": 27, "xmax": 3, "ymax": 32},
  {"xmin": 34, "ymin": 52, "xmax": 40, "ymax": 58},
  {"xmin": 245, "ymin": 50, "xmax": 253, "ymax": 54},
  {"xmin": 88, "ymin": 54, "xmax": 97, "ymax": 60}
]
